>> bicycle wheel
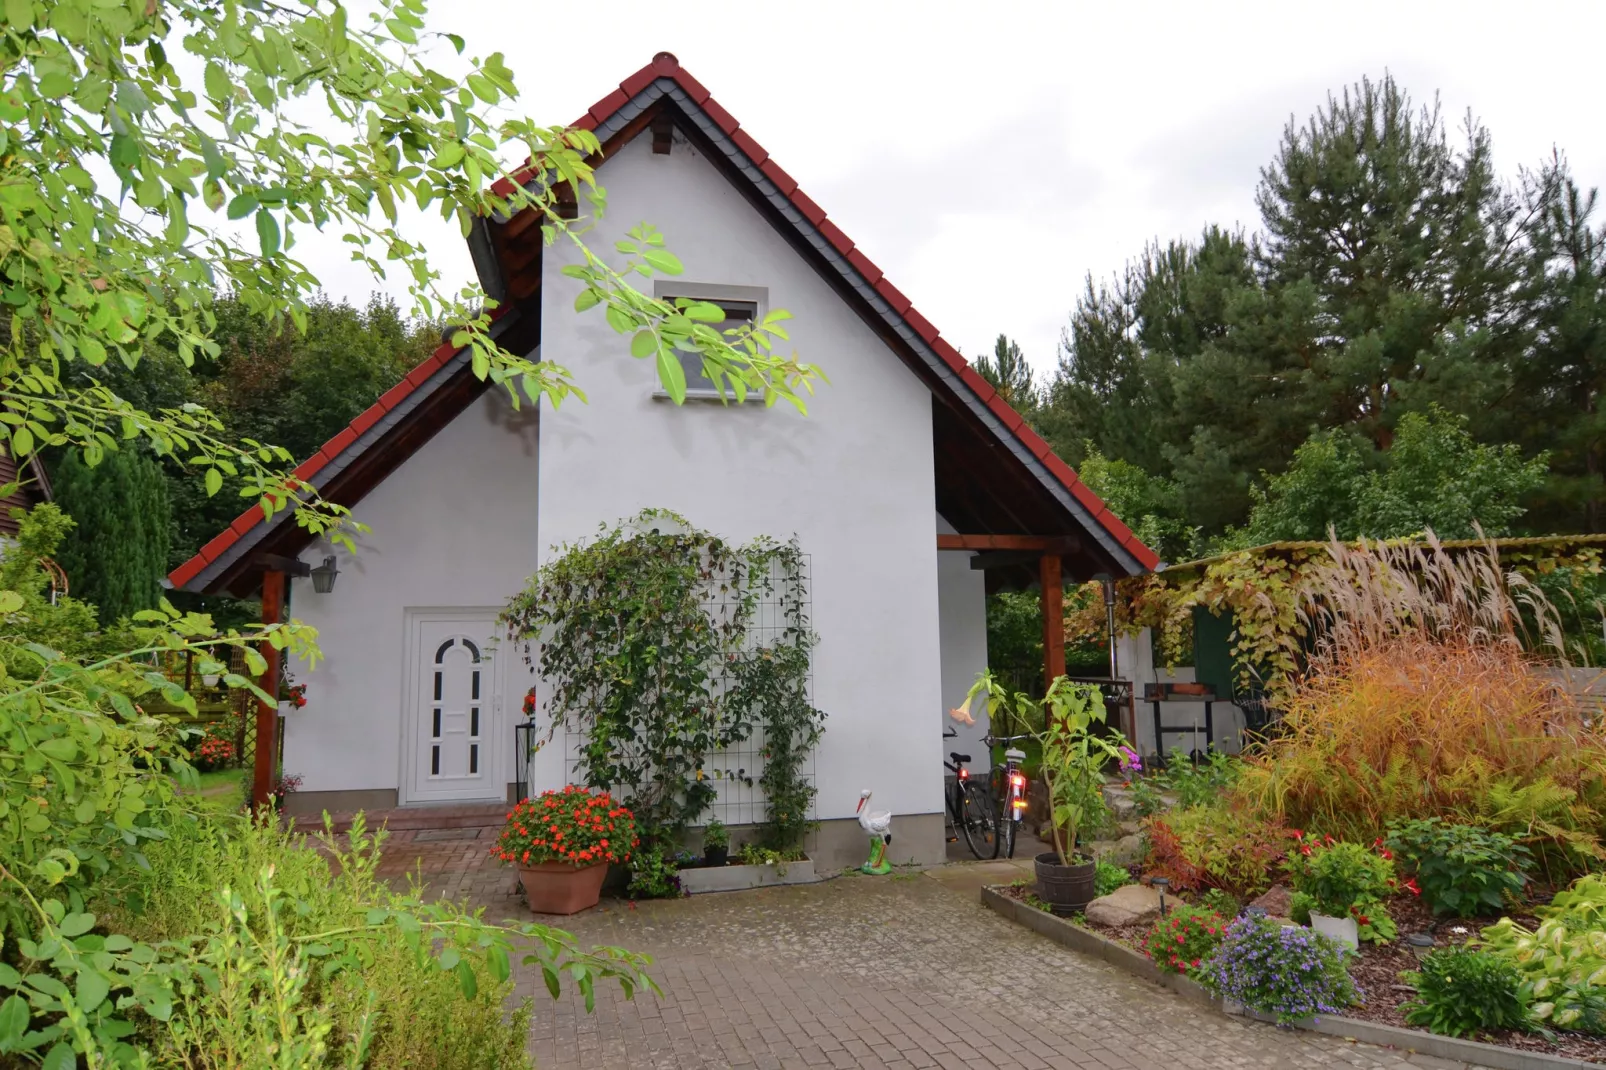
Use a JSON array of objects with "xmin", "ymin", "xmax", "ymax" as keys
[
  {"xmin": 957, "ymin": 781, "xmax": 998, "ymax": 860},
  {"xmin": 999, "ymin": 799, "xmax": 1018, "ymax": 859}
]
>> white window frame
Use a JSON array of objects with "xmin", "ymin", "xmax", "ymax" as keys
[{"xmin": 650, "ymin": 282, "xmax": 769, "ymax": 402}]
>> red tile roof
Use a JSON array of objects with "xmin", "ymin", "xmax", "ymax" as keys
[{"xmin": 168, "ymin": 53, "xmax": 1157, "ymax": 592}]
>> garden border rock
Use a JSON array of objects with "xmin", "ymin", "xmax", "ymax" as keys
[{"xmin": 980, "ymin": 885, "xmax": 1599, "ymax": 1070}]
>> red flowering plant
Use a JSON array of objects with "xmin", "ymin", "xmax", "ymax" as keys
[
  {"xmin": 1285, "ymin": 833, "xmax": 1400, "ymax": 943},
  {"xmin": 192, "ymin": 734, "xmax": 236, "ymax": 772},
  {"xmin": 1140, "ymin": 903, "xmax": 1228, "ymax": 977},
  {"xmin": 494, "ymin": 784, "xmax": 638, "ymax": 870}
]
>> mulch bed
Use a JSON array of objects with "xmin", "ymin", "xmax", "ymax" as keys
[{"xmin": 1000, "ymin": 882, "xmax": 1606, "ymax": 1064}]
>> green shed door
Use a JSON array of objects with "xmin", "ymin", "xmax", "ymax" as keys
[{"xmin": 1191, "ymin": 606, "xmax": 1236, "ymax": 700}]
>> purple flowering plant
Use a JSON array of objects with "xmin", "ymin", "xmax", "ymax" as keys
[
  {"xmin": 1117, "ymin": 745, "xmax": 1142, "ymax": 775},
  {"xmin": 1202, "ymin": 916, "xmax": 1359, "ymax": 1025}
]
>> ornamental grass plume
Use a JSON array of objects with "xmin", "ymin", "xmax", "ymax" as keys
[{"xmin": 1236, "ymin": 533, "xmax": 1606, "ymax": 875}]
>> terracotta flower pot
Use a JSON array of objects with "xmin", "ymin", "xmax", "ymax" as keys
[{"xmin": 518, "ymin": 860, "xmax": 609, "ymax": 915}]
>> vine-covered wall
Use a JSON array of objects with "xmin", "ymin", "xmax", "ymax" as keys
[
  {"xmin": 502, "ymin": 510, "xmax": 825, "ymax": 852},
  {"xmin": 1117, "ymin": 534, "xmax": 1606, "ymax": 696}
]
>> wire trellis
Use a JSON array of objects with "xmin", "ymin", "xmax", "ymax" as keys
[{"xmin": 558, "ymin": 552, "xmax": 816, "ymax": 829}]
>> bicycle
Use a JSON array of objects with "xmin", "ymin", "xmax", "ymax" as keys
[
  {"xmin": 985, "ymin": 733, "xmax": 1032, "ymax": 859},
  {"xmin": 943, "ymin": 727, "xmax": 998, "ymax": 859}
]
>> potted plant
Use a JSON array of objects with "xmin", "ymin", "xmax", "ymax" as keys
[
  {"xmin": 702, "ymin": 817, "xmax": 729, "ymax": 867},
  {"xmin": 267, "ymin": 771, "xmax": 301, "ymax": 809},
  {"xmin": 494, "ymin": 784, "xmax": 637, "ymax": 915},
  {"xmin": 1287, "ymin": 834, "xmax": 1396, "ymax": 948},
  {"xmin": 960, "ymin": 672, "xmax": 1127, "ymax": 914},
  {"xmin": 1031, "ymin": 676, "xmax": 1128, "ymax": 913}
]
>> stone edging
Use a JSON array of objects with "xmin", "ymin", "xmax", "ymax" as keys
[{"xmin": 979, "ymin": 885, "xmax": 1599, "ymax": 1070}]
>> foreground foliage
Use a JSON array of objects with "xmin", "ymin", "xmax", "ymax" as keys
[
  {"xmin": 0, "ymin": 0, "xmax": 825, "ymax": 582},
  {"xmin": 0, "ymin": 518, "xmax": 652, "ymax": 1065}
]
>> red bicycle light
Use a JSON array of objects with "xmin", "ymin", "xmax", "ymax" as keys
[
  {"xmin": 1008, "ymin": 772, "xmax": 1026, "ymax": 790},
  {"xmin": 957, "ymin": 767, "xmax": 969, "ymax": 781}
]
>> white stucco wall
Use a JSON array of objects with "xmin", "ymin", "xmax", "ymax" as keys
[
  {"xmin": 937, "ymin": 516, "xmax": 990, "ymax": 774},
  {"xmin": 281, "ymin": 391, "xmax": 540, "ymax": 797},
  {"xmin": 1116, "ymin": 629, "xmax": 1246, "ymax": 757},
  {"xmin": 538, "ymin": 133, "xmax": 944, "ymax": 824}
]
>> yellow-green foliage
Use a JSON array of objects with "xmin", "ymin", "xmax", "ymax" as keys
[
  {"xmin": 1481, "ymin": 874, "xmax": 1606, "ymax": 1033},
  {"xmin": 111, "ymin": 816, "xmax": 532, "ymax": 1069}
]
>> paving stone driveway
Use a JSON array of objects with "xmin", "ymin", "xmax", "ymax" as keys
[{"xmin": 477, "ymin": 871, "xmax": 1452, "ymax": 1070}]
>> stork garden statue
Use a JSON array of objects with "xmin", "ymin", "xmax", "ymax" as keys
[{"xmin": 856, "ymin": 789, "xmax": 893, "ymax": 875}]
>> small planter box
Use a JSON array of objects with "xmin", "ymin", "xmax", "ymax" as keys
[{"xmin": 677, "ymin": 856, "xmax": 816, "ymax": 895}]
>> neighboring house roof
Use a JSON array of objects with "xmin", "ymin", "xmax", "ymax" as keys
[
  {"xmin": 0, "ymin": 454, "xmax": 53, "ymax": 540},
  {"xmin": 168, "ymin": 53, "xmax": 1157, "ymax": 595}
]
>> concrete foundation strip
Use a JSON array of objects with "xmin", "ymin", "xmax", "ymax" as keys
[{"xmin": 979, "ymin": 885, "xmax": 1598, "ymax": 1070}]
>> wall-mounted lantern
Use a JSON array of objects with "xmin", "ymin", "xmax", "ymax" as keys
[{"xmin": 309, "ymin": 555, "xmax": 340, "ymax": 594}]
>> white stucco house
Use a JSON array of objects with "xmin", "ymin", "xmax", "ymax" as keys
[{"xmin": 167, "ymin": 53, "xmax": 1157, "ymax": 869}]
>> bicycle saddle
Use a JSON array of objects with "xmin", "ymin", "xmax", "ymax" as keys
[{"xmin": 950, "ymin": 751, "xmax": 972, "ymax": 765}]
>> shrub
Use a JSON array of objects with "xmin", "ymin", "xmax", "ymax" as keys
[
  {"xmin": 1482, "ymin": 874, "xmax": 1606, "ymax": 1033},
  {"xmin": 1128, "ymin": 776, "xmax": 1167, "ymax": 818},
  {"xmin": 1404, "ymin": 946, "xmax": 1529, "ymax": 1038},
  {"xmin": 702, "ymin": 818, "xmax": 729, "ymax": 851},
  {"xmin": 1386, "ymin": 818, "xmax": 1531, "ymax": 918},
  {"xmin": 98, "ymin": 813, "xmax": 655, "ymax": 1067},
  {"xmin": 1139, "ymin": 903, "xmax": 1227, "ymax": 976},
  {"xmin": 493, "ymin": 785, "xmax": 637, "ymax": 869},
  {"xmin": 1160, "ymin": 750, "xmax": 1243, "ymax": 810},
  {"xmin": 1236, "ymin": 539, "xmax": 1606, "ymax": 876},
  {"xmin": 1094, "ymin": 860, "xmax": 1130, "ymax": 898},
  {"xmin": 192, "ymin": 733, "xmax": 237, "ymax": 772},
  {"xmin": 1202, "ymin": 916, "xmax": 1358, "ymax": 1024},
  {"xmin": 1198, "ymin": 887, "xmax": 1240, "ymax": 917},
  {"xmin": 1286, "ymin": 838, "xmax": 1397, "ymax": 944},
  {"xmin": 1144, "ymin": 803, "xmax": 1290, "ymax": 899},
  {"xmin": 628, "ymin": 846, "xmax": 683, "ymax": 899}
]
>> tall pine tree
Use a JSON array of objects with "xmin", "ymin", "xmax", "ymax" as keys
[
  {"xmin": 50, "ymin": 448, "xmax": 171, "ymax": 623},
  {"xmin": 973, "ymin": 334, "xmax": 1038, "ymax": 410}
]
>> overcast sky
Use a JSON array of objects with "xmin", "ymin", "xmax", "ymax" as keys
[{"xmin": 310, "ymin": 0, "xmax": 1606, "ymax": 380}]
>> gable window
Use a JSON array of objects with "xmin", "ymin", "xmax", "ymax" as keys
[{"xmin": 652, "ymin": 284, "xmax": 768, "ymax": 402}]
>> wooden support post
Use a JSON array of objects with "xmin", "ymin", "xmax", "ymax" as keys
[
  {"xmin": 1040, "ymin": 554, "xmax": 1065, "ymax": 691},
  {"xmin": 253, "ymin": 569, "xmax": 284, "ymax": 810}
]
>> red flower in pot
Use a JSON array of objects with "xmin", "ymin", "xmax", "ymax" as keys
[{"xmin": 493, "ymin": 785, "xmax": 636, "ymax": 915}]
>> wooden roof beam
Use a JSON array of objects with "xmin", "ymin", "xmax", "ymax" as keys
[{"xmin": 938, "ymin": 534, "xmax": 1081, "ymax": 553}]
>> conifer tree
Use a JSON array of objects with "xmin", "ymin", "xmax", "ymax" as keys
[{"xmin": 50, "ymin": 448, "xmax": 171, "ymax": 623}]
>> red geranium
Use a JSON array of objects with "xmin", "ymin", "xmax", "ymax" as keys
[
  {"xmin": 194, "ymin": 734, "xmax": 236, "ymax": 771},
  {"xmin": 492, "ymin": 785, "xmax": 635, "ymax": 869}
]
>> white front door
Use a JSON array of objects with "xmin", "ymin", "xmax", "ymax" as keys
[{"xmin": 402, "ymin": 611, "xmax": 503, "ymax": 804}]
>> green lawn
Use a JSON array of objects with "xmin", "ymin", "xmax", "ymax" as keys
[{"xmin": 185, "ymin": 767, "xmax": 247, "ymax": 814}]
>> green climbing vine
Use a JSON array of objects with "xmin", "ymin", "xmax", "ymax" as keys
[
  {"xmin": 1115, "ymin": 534, "xmax": 1606, "ymax": 698},
  {"xmin": 726, "ymin": 538, "xmax": 823, "ymax": 853},
  {"xmin": 501, "ymin": 511, "xmax": 823, "ymax": 851}
]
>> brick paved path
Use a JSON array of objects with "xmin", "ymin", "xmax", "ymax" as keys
[
  {"xmin": 337, "ymin": 813, "xmax": 1462, "ymax": 1070},
  {"xmin": 497, "ymin": 876, "xmax": 1446, "ymax": 1070}
]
